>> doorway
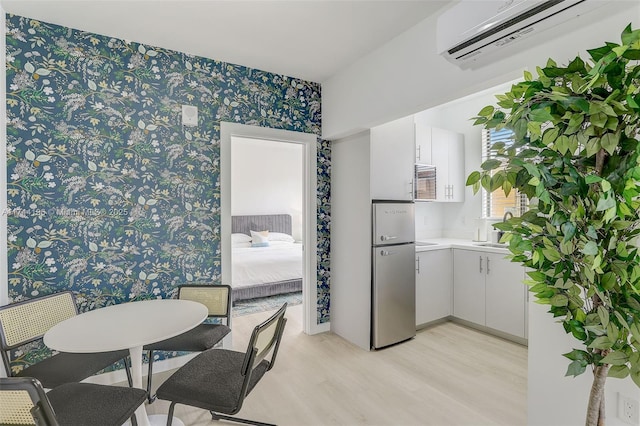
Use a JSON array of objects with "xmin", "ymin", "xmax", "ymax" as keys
[{"xmin": 220, "ymin": 123, "xmax": 319, "ymax": 335}]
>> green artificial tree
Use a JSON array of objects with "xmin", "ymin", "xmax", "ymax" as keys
[{"xmin": 467, "ymin": 25, "xmax": 640, "ymax": 426}]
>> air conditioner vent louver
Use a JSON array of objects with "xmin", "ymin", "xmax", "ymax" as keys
[{"xmin": 437, "ymin": 0, "xmax": 604, "ymax": 68}]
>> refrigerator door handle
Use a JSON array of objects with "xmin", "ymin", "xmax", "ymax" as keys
[
  {"xmin": 380, "ymin": 235, "xmax": 398, "ymax": 242},
  {"xmin": 380, "ymin": 249, "xmax": 398, "ymax": 257}
]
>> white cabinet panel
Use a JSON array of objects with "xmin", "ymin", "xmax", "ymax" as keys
[
  {"xmin": 370, "ymin": 116, "xmax": 415, "ymax": 201},
  {"xmin": 485, "ymin": 253, "xmax": 526, "ymax": 337},
  {"xmin": 415, "ymin": 122, "xmax": 432, "ymax": 164},
  {"xmin": 431, "ymin": 127, "xmax": 465, "ymax": 202},
  {"xmin": 453, "ymin": 249, "xmax": 526, "ymax": 339},
  {"xmin": 453, "ymin": 249, "xmax": 486, "ymax": 324},
  {"xmin": 416, "ymin": 249, "xmax": 452, "ymax": 326}
]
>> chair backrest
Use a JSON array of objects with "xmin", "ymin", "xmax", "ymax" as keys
[
  {"xmin": 241, "ymin": 302, "xmax": 287, "ymax": 376},
  {"xmin": 178, "ymin": 285, "xmax": 231, "ymax": 324},
  {"xmin": 0, "ymin": 377, "xmax": 58, "ymax": 426},
  {"xmin": 0, "ymin": 292, "xmax": 78, "ymax": 376}
]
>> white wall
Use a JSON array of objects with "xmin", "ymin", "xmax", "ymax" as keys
[
  {"xmin": 230, "ymin": 136, "xmax": 303, "ymax": 240},
  {"xmin": 330, "ymin": 130, "xmax": 372, "ymax": 350},
  {"xmin": 529, "ymin": 298, "xmax": 640, "ymax": 426},
  {"xmin": 322, "ymin": 1, "xmax": 637, "ymax": 139},
  {"xmin": 414, "ymin": 80, "xmax": 516, "ymax": 240}
]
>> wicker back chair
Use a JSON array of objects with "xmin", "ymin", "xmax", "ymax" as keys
[
  {"xmin": 156, "ymin": 302, "xmax": 287, "ymax": 426},
  {"xmin": 0, "ymin": 292, "xmax": 132, "ymax": 389},
  {"xmin": 144, "ymin": 284, "xmax": 232, "ymax": 402},
  {"xmin": 0, "ymin": 376, "xmax": 146, "ymax": 426}
]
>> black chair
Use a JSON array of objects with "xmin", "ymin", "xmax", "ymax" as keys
[
  {"xmin": 144, "ymin": 284, "xmax": 232, "ymax": 402},
  {"xmin": 0, "ymin": 376, "xmax": 147, "ymax": 426},
  {"xmin": 0, "ymin": 291, "xmax": 133, "ymax": 389},
  {"xmin": 156, "ymin": 302, "xmax": 288, "ymax": 426}
]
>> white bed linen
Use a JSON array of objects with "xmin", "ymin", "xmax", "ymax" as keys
[{"xmin": 232, "ymin": 241, "xmax": 303, "ymax": 288}]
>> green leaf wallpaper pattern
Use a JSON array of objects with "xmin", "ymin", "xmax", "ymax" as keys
[{"xmin": 5, "ymin": 14, "xmax": 330, "ymax": 372}]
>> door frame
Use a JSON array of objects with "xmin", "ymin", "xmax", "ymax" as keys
[{"xmin": 220, "ymin": 122, "xmax": 323, "ymax": 335}]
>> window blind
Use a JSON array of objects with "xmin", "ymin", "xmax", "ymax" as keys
[{"xmin": 481, "ymin": 128, "xmax": 527, "ymax": 219}]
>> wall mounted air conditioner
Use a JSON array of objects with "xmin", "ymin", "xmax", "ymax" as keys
[{"xmin": 437, "ymin": 0, "xmax": 604, "ymax": 68}]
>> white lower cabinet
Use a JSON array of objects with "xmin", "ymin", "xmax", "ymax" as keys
[
  {"xmin": 453, "ymin": 249, "xmax": 527, "ymax": 339},
  {"xmin": 485, "ymin": 253, "xmax": 526, "ymax": 337},
  {"xmin": 452, "ymin": 250, "xmax": 485, "ymax": 325},
  {"xmin": 416, "ymin": 249, "xmax": 452, "ymax": 326}
]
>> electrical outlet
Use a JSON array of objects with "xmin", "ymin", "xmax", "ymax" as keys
[{"xmin": 618, "ymin": 393, "xmax": 640, "ymax": 424}]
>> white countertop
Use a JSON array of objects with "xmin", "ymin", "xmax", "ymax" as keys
[{"xmin": 415, "ymin": 238, "xmax": 509, "ymax": 254}]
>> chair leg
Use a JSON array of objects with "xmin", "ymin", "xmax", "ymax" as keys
[
  {"xmin": 146, "ymin": 350, "xmax": 157, "ymax": 403},
  {"xmin": 130, "ymin": 413, "xmax": 138, "ymax": 426},
  {"xmin": 167, "ymin": 402, "xmax": 176, "ymax": 426},
  {"xmin": 210, "ymin": 411, "xmax": 276, "ymax": 426},
  {"xmin": 124, "ymin": 356, "xmax": 133, "ymax": 387}
]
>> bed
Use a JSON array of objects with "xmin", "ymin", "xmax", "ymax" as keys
[{"xmin": 231, "ymin": 214, "xmax": 303, "ymax": 303}]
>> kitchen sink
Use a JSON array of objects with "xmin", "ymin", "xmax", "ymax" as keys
[{"xmin": 473, "ymin": 242, "xmax": 508, "ymax": 248}]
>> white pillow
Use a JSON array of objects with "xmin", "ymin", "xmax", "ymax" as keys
[
  {"xmin": 268, "ymin": 232, "xmax": 295, "ymax": 243},
  {"xmin": 250, "ymin": 230, "xmax": 270, "ymax": 247},
  {"xmin": 232, "ymin": 233, "xmax": 251, "ymax": 244}
]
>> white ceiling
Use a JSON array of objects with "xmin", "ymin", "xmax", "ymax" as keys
[{"xmin": 1, "ymin": 0, "xmax": 452, "ymax": 83}]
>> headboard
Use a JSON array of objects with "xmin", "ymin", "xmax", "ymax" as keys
[{"xmin": 232, "ymin": 214, "xmax": 292, "ymax": 236}]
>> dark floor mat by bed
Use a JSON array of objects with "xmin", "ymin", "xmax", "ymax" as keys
[{"xmin": 232, "ymin": 291, "xmax": 302, "ymax": 317}]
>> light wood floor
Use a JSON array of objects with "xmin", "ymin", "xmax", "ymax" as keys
[{"xmin": 144, "ymin": 304, "xmax": 527, "ymax": 426}]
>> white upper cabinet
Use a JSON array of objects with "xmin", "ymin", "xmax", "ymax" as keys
[
  {"xmin": 430, "ymin": 127, "xmax": 465, "ymax": 202},
  {"xmin": 370, "ymin": 116, "xmax": 465, "ymax": 202},
  {"xmin": 370, "ymin": 116, "xmax": 415, "ymax": 201},
  {"xmin": 414, "ymin": 122, "xmax": 432, "ymax": 164}
]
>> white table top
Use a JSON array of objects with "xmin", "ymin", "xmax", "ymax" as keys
[{"xmin": 44, "ymin": 299, "xmax": 208, "ymax": 353}]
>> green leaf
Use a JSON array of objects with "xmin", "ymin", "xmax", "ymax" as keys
[
  {"xmin": 598, "ymin": 305, "xmax": 610, "ymax": 328},
  {"xmin": 621, "ymin": 24, "xmax": 640, "ymax": 45},
  {"xmin": 542, "ymin": 128, "xmax": 560, "ymax": 147},
  {"xmin": 590, "ymin": 112, "xmax": 608, "ymax": 128},
  {"xmin": 466, "ymin": 171, "xmax": 481, "ymax": 186},
  {"xmin": 629, "ymin": 322, "xmax": 640, "ymax": 342},
  {"xmin": 601, "ymin": 351, "xmax": 628, "ymax": 366},
  {"xmin": 561, "ymin": 222, "xmax": 577, "ymax": 242},
  {"xmin": 601, "ymin": 272, "xmax": 617, "ymax": 290},
  {"xmin": 481, "ymin": 159, "xmax": 502, "ymax": 171},
  {"xmin": 527, "ymin": 271, "xmax": 547, "ymax": 282},
  {"xmin": 478, "ymin": 105, "xmax": 495, "ymax": 117},
  {"xmin": 589, "ymin": 336, "xmax": 613, "ymax": 349},
  {"xmin": 582, "ymin": 241, "xmax": 599, "ymax": 256},
  {"xmin": 596, "ymin": 196, "xmax": 615, "ymax": 212},
  {"xmin": 601, "ymin": 132, "xmax": 620, "ymax": 155},
  {"xmin": 585, "ymin": 138, "xmax": 601, "ymax": 157},
  {"xmin": 530, "ymin": 108, "xmax": 554, "ymax": 123},
  {"xmin": 585, "ymin": 175, "xmax": 602, "ymax": 184},
  {"xmin": 550, "ymin": 294, "xmax": 569, "ymax": 307},
  {"xmin": 566, "ymin": 360, "xmax": 587, "ymax": 377},
  {"xmin": 542, "ymin": 248, "xmax": 561, "ymax": 262},
  {"xmin": 609, "ymin": 365, "xmax": 630, "ymax": 378},
  {"xmin": 563, "ymin": 349, "xmax": 589, "ymax": 361}
]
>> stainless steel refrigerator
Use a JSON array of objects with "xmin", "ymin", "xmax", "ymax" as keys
[{"xmin": 371, "ymin": 201, "xmax": 416, "ymax": 349}]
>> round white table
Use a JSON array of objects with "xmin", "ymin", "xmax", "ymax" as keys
[{"xmin": 44, "ymin": 299, "xmax": 208, "ymax": 426}]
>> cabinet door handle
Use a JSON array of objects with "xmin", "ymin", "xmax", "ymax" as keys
[
  {"xmin": 479, "ymin": 256, "xmax": 483, "ymax": 273},
  {"xmin": 416, "ymin": 257, "xmax": 420, "ymax": 273},
  {"xmin": 486, "ymin": 257, "xmax": 490, "ymax": 274},
  {"xmin": 416, "ymin": 145, "xmax": 421, "ymax": 161},
  {"xmin": 409, "ymin": 179, "xmax": 414, "ymax": 197}
]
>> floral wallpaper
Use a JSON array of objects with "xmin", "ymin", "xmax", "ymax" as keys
[{"xmin": 5, "ymin": 14, "xmax": 330, "ymax": 373}]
